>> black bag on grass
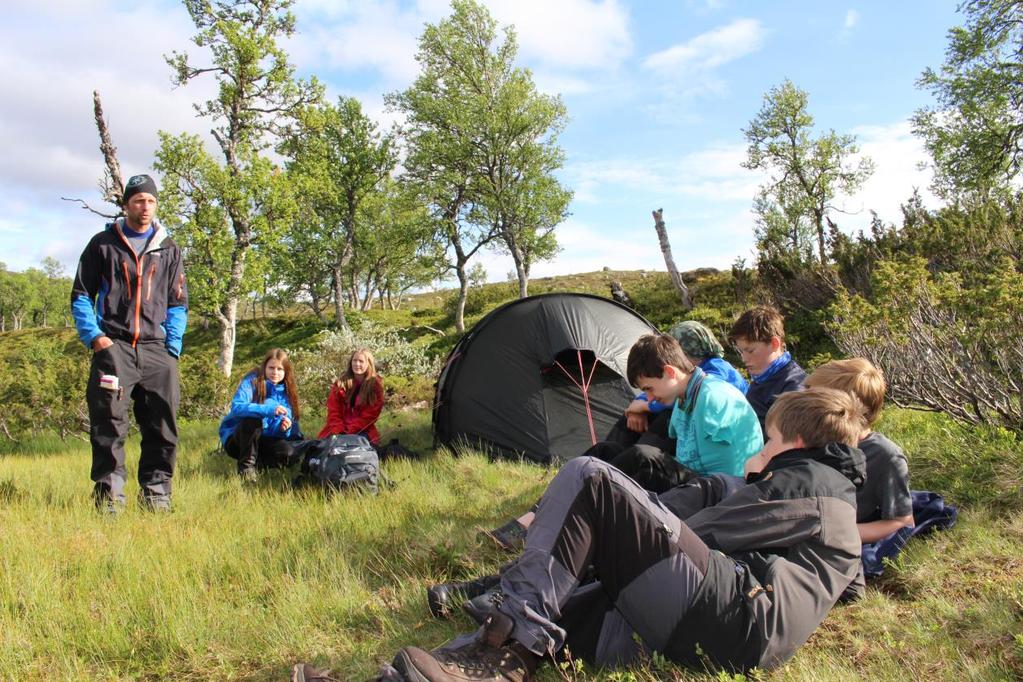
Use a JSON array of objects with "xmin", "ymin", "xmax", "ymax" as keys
[{"xmin": 298, "ymin": 434, "xmax": 380, "ymax": 494}]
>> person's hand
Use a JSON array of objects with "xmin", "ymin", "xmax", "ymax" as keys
[
  {"xmin": 92, "ymin": 336, "xmax": 113, "ymax": 352},
  {"xmin": 626, "ymin": 411, "xmax": 648, "ymax": 433},
  {"xmin": 625, "ymin": 399, "xmax": 650, "ymax": 415},
  {"xmin": 281, "ymin": 416, "xmax": 292, "ymax": 431},
  {"xmin": 744, "ymin": 452, "xmax": 766, "ymax": 477},
  {"xmin": 275, "ymin": 405, "xmax": 288, "ymax": 416}
]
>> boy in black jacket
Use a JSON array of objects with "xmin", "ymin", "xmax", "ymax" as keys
[{"xmin": 294, "ymin": 388, "xmax": 867, "ymax": 681}]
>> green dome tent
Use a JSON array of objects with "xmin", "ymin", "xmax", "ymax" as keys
[{"xmin": 433, "ymin": 293, "xmax": 657, "ymax": 464}]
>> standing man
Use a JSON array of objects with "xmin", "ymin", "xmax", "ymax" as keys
[{"xmin": 71, "ymin": 174, "xmax": 188, "ymax": 512}]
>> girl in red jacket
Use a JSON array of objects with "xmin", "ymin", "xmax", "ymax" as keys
[{"xmin": 317, "ymin": 348, "xmax": 385, "ymax": 444}]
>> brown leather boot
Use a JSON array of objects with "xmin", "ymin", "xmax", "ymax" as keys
[
  {"xmin": 290, "ymin": 662, "xmax": 340, "ymax": 682},
  {"xmin": 391, "ymin": 610, "xmax": 538, "ymax": 682}
]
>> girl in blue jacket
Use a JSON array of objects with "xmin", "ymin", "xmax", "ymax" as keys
[{"xmin": 219, "ymin": 348, "xmax": 303, "ymax": 480}]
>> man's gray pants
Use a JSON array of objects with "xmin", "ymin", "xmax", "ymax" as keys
[
  {"xmin": 86, "ymin": 339, "xmax": 179, "ymax": 502},
  {"xmin": 493, "ymin": 457, "xmax": 710, "ymax": 666}
]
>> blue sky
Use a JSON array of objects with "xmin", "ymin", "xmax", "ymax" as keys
[{"xmin": 0, "ymin": 1, "xmax": 961, "ymax": 283}]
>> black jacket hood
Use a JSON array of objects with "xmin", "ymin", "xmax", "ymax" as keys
[{"xmin": 755, "ymin": 442, "xmax": 867, "ymax": 488}]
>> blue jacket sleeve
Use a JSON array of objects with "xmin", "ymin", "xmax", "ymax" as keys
[
  {"xmin": 164, "ymin": 305, "xmax": 187, "ymax": 357},
  {"xmin": 634, "ymin": 392, "xmax": 669, "ymax": 414},
  {"xmin": 72, "ymin": 293, "xmax": 104, "ymax": 347},
  {"xmin": 228, "ymin": 376, "xmax": 278, "ymax": 419}
]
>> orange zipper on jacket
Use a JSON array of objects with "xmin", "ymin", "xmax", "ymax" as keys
[
  {"xmin": 122, "ymin": 261, "xmax": 131, "ymax": 299},
  {"xmin": 114, "ymin": 225, "xmax": 144, "ymax": 347}
]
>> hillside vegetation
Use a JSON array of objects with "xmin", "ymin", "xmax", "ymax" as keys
[{"xmin": 0, "ymin": 271, "xmax": 1020, "ymax": 681}]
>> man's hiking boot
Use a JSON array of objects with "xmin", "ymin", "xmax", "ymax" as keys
[
  {"xmin": 427, "ymin": 574, "xmax": 501, "ymax": 619},
  {"xmin": 239, "ymin": 467, "xmax": 258, "ymax": 483},
  {"xmin": 139, "ymin": 493, "xmax": 172, "ymax": 513},
  {"xmin": 391, "ymin": 611, "xmax": 537, "ymax": 682},
  {"xmin": 95, "ymin": 497, "xmax": 124, "ymax": 516},
  {"xmin": 290, "ymin": 662, "xmax": 340, "ymax": 682},
  {"xmin": 391, "ymin": 643, "xmax": 536, "ymax": 682},
  {"xmin": 481, "ymin": 519, "xmax": 527, "ymax": 553}
]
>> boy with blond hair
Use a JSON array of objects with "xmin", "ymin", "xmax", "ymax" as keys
[
  {"xmin": 729, "ymin": 306, "xmax": 806, "ymax": 434},
  {"xmin": 805, "ymin": 358, "xmax": 914, "ymax": 543},
  {"xmin": 295, "ymin": 387, "xmax": 866, "ymax": 681}
]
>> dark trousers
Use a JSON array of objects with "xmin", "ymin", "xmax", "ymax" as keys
[
  {"xmin": 604, "ymin": 409, "xmax": 675, "ymax": 454},
  {"xmin": 484, "ymin": 457, "xmax": 710, "ymax": 663},
  {"xmin": 87, "ymin": 339, "xmax": 179, "ymax": 502},
  {"xmin": 224, "ymin": 417, "xmax": 297, "ymax": 472},
  {"xmin": 583, "ymin": 439, "xmax": 695, "ymax": 494}
]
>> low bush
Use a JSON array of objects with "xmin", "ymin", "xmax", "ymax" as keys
[{"xmin": 291, "ymin": 321, "xmax": 442, "ymax": 408}]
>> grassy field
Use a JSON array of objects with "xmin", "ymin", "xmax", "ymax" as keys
[
  {"xmin": 1, "ymin": 271, "xmax": 1021, "ymax": 680},
  {"xmin": 0, "ymin": 405, "xmax": 1021, "ymax": 681}
]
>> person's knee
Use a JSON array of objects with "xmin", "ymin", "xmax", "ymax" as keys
[{"xmin": 552, "ymin": 457, "xmax": 618, "ymax": 491}]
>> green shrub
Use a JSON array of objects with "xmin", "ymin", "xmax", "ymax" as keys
[
  {"xmin": 829, "ymin": 257, "xmax": 1023, "ymax": 434},
  {"xmin": 178, "ymin": 351, "xmax": 232, "ymax": 421},
  {"xmin": 290, "ymin": 321, "xmax": 442, "ymax": 409},
  {"xmin": 0, "ymin": 337, "xmax": 88, "ymax": 442}
]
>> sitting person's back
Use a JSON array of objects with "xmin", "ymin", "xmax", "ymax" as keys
[
  {"xmin": 729, "ymin": 306, "xmax": 806, "ymax": 434},
  {"xmin": 804, "ymin": 358, "xmax": 913, "ymax": 543}
]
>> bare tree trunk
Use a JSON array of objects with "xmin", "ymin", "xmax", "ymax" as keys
[
  {"xmin": 217, "ymin": 303, "xmax": 237, "ymax": 377},
  {"xmin": 454, "ymin": 263, "xmax": 469, "ymax": 333},
  {"xmin": 511, "ymin": 244, "xmax": 529, "ymax": 298},
  {"xmin": 93, "ymin": 91, "xmax": 125, "ymax": 209},
  {"xmin": 651, "ymin": 208, "xmax": 693, "ymax": 310},
  {"xmin": 331, "ymin": 266, "xmax": 349, "ymax": 330}
]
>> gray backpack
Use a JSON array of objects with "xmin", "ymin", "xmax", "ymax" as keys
[{"xmin": 299, "ymin": 434, "xmax": 380, "ymax": 494}]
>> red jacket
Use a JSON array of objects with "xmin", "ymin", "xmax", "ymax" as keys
[{"xmin": 317, "ymin": 377, "xmax": 384, "ymax": 444}]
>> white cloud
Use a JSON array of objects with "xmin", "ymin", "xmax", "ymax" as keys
[
  {"xmin": 835, "ymin": 120, "xmax": 937, "ymax": 226},
  {"xmin": 568, "ymin": 142, "xmax": 763, "ymax": 204},
  {"xmin": 291, "ymin": 0, "xmax": 632, "ymax": 96},
  {"xmin": 844, "ymin": 9, "xmax": 860, "ymax": 29},
  {"xmin": 642, "ymin": 18, "xmax": 764, "ymax": 74},
  {"xmin": 290, "ymin": 2, "xmax": 427, "ymax": 84},
  {"xmin": 0, "ymin": 2, "xmax": 217, "ymax": 201},
  {"xmin": 485, "ymin": 0, "xmax": 632, "ymax": 70}
]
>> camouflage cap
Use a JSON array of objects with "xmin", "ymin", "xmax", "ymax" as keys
[{"xmin": 669, "ymin": 320, "xmax": 724, "ymax": 359}]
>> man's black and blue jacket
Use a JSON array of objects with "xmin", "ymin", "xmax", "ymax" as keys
[{"xmin": 71, "ymin": 218, "xmax": 188, "ymax": 356}]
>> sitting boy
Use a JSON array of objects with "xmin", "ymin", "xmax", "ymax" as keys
[
  {"xmin": 291, "ymin": 387, "xmax": 866, "ymax": 681},
  {"xmin": 804, "ymin": 358, "xmax": 914, "ymax": 542},
  {"xmin": 603, "ymin": 333, "xmax": 762, "ymax": 490},
  {"xmin": 729, "ymin": 306, "xmax": 806, "ymax": 435}
]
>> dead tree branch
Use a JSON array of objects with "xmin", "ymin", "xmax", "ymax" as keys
[
  {"xmin": 651, "ymin": 208, "xmax": 693, "ymax": 310},
  {"xmin": 60, "ymin": 197, "xmax": 119, "ymax": 219},
  {"xmin": 93, "ymin": 90, "xmax": 125, "ymax": 211}
]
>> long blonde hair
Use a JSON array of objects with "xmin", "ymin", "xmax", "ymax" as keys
[
  {"xmin": 334, "ymin": 348, "xmax": 382, "ymax": 407},
  {"xmin": 251, "ymin": 348, "xmax": 301, "ymax": 419}
]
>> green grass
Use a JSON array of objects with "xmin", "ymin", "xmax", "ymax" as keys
[
  {"xmin": 0, "ymin": 407, "xmax": 1021, "ymax": 680},
  {"xmin": 2, "ymin": 271, "xmax": 1022, "ymax": 680}
]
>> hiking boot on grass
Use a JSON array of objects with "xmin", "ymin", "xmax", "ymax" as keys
[
  {"xmin": 427, "ymin": 574, "xmax": 501, "ymax": 619},
  {"xmin": 95, "ymin": 497, "xmax": 124, "ymax": 516},
  {"xmin": 239, "ymin": 467, "xmax": 258, "ymax": 484},
  {"xmin": 480, "ymin": 519, "xmax": 527, "ymax": 553},
  {"xmin": 391, "ymin": 642, "xmax": 536, "ymax": 682},
  {"xmin": 391, "ymin": 609, "xmax": 538, "ymax": 682},
  {"xmin": 139, "ymin": 493, "xmax": 172, "ymax": 513},
  {"xmin": 290, "ymin": 662, "xmax": 340, "ymax": 682}
]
